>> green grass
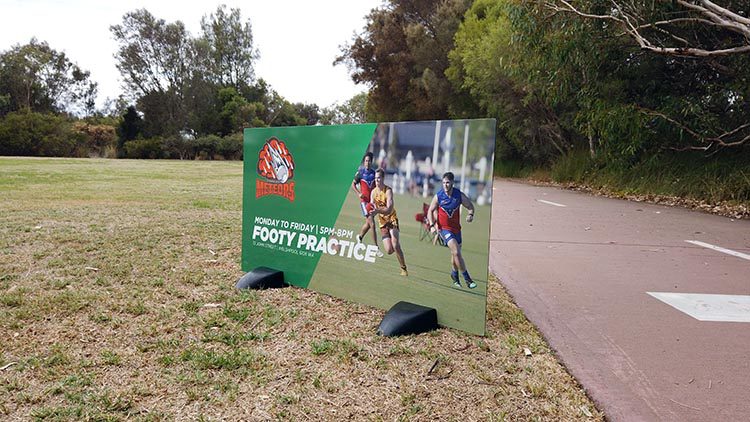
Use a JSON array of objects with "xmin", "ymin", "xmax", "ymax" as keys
[
  {"xmin": 493, "ymin": 158, "xmax": 539, "ymax": 178},
  {"xmin": 0, "ymin": 157, "xmax": 602, "ymax": 421},
  {"xmin": 309, "ymin": 188, "xmax": 491, "ymax": 335},
  {"xmin": 549, "ymin": 149, "xmax": 750, "ymax": 205}
]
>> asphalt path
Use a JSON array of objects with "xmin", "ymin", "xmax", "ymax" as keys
[{"xmin": 488, "ymin": 179, "xmax": 750, "ymax": 421}]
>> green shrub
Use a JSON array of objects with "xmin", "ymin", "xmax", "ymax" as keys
[
  {"xmin": 193, "ymin": 135, "xmax": 221, "ymax": 160},
  {"xmin": 217, "ymin": 133, "xmax": 243, "ymax": 160},
  {"xmin": 123, "ymin": 138, "xmax": 166, "ymax": 159},
  {"xmin": 0, "ymin": 111, "xmax": 83, "ymax": 157}
]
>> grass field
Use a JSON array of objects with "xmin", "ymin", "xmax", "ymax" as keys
[
  {"xmin": 0, "ymin": 157, "xmax": 602, "ymax": 420},
  {"xmin": 309, "ymin": 187, "xmax": 491, "ymax": 335}
]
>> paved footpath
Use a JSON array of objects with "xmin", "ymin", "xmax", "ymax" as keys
[{"xmin": 488, "ymin": 180, "xmax": 750, "ymax": 421}]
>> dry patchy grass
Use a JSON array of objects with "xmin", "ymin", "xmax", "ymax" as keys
[{"xmin": 0, "ymin": 157, "xmax": 602, "ymax": 421}]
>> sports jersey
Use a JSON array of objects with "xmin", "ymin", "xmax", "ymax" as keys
[
  {"xmin": 371, "ymin": 186, "xmax": 398, "ymax": 228},
  {"xmin": 353, "ymin": 166, "xmax": 376, "ymax": 202},
  {"xmin": 437, "ymin": 187, "xmax": 462, "ymax": 233}
]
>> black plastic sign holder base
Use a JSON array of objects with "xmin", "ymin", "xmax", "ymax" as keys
[
  {"xmin": 377, "ymin": 301, "xmax": 438, "ymax": 336},
  {"xmin": 235, "ymin": 267, "xmax": 287, "ymax": 290}
]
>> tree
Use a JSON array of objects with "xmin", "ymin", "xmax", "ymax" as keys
[
  {"xmin": 448, "ymin": 0, "xmax": 573, "ymax": 164},
  {"xmin": 199, "ymin": 5, "xmax": 259, "ymax": 89},
  {"xmin": 216, "ymin": 86, "xmax": 265, "ymax": 135},
  {"xmin": 111, "ymin": 9, "xmax": 195, "ymax": 136},
  {"xmin": 0, "ymin": 39, "xmax": 97, "ymax": 116},
  {"xmin": 336, "ymin": 0, "xmax": 476, "ymax": 121},
  {"xmin": 449, "ymin": 0, "xmax": 750, "ymax": 162},
  {"xmin": 293, "ymin": 103, "xmax": 320, "ymax": 126},
  {"xmin": 546, "ymin": 1, "xmax": 750, "ymax": 57},
  {"xmin": 217, "ymin": 132, "xmax": 243, "ymax": 160},
  {"xmin": 541, "ymin": 0, "xmax": 750, "ymax": 152},
  {"xmin": 112, "ymin": 8, "xmax": 265, "ymax": 138},
  {"xmin": 263, "ymin": 89, "xmax": 306, "ymax": 127},
  {"xmin": 116, "ymin": 105, "xmax": 144, "ymax": 155},
  {"xmin": 111, "ymin": 10, "xmax": 194, "ymax": 98},
  {"xmin": 320, "ymin": 92, "xmax": 369, "ymax": 124}
]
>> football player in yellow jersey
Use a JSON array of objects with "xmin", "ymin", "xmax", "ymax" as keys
[{"xmin": 368, "ymin": 169, "xmax": 408, "ymax": 276}]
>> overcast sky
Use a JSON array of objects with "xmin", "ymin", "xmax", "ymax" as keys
[{"xmin": 0, "ymin": 0, "xmax": 383, "ymax": 109}]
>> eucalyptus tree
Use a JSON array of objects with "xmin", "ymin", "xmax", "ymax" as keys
[
  {"xmin": 199, "ymin": 5, "xmax": 259, "ymax": 90},
  {"xmin": 448, "ymin": 0, "xmax": 578, "ymax": 163},
  {"xmin": 320, "ymin": 92, "xmax": 369, "ymax": 125},
  {"xmin": 111, "ymin": 9, "xmax": 196, "ymax": 136},
  {"xmin": 448, "ymin": 0, "xmax": 750, "ymax": 162},
  {"xmin": 0, "ymin": 39, "xmax": 97, "ymax": 116},
  {"xmin": 546, "ymin": 1, "xmax": 750, "ymax": 57},
  {"xmin": 542, "ymin": 0, "xmax": 750, "ymax": 153}
]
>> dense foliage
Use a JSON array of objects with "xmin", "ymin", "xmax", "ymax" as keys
[{"xmin": 340, "ymin": 0, "xmax": 750, "ymax": 169}]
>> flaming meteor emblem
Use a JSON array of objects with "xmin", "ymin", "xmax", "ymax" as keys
[
  {"xmin": 256, "ymin": 137, "xmax": 296, "ymax": 201},
  {"xmin": 258, "ymin": 137, "xmax": 295, "ymax": 183}
]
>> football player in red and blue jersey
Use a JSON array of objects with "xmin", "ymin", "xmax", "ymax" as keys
[
  {"xmin": 352, "ymin": 152, "xmax": 381, "ymax": 254},
  {"xmin": 427, "ymin": 172, "xmax": 476, "ymax": 288}
]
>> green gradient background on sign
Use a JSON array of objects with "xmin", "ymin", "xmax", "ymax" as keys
[
  {"xmin": 242, "ymin": 124, "xmax": 376, "ymax": 287},
  {"xmin": 308, "ymin": 119, "xmax": 495, "ymax": 335}
]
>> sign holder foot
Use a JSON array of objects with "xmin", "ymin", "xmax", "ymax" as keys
[
  {"xmin": 377, "ymin": 301, "xmax": 438, "ymax": 336},
  {"xmin": 235, "ymin": 267, "xmax": 287, "ymax": 290}
]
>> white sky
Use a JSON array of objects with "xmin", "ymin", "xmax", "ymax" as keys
[{"xmin": 0, "ymin": 0, "xmax": 383, "ymax": 109}]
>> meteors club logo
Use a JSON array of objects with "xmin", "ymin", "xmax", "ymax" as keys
[{"xmin": 256, "ymin": 137, "xmax": 296, "ymax": 201}]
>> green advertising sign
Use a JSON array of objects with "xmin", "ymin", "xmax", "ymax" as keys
[{"xmin": 243, "ymin": 120, "xmax": 495, "ymax": 335}]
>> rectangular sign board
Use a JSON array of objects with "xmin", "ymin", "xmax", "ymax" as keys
[{"xmin": 242, "ymin": 120, "xmax": 495, "ymax": 334}]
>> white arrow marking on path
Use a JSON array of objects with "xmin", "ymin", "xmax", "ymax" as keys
[
  {"xmin": 537, "ymin": 199, "xmax": 567, "ymax": 207},
  {"xmin": 685, "ymin": 240, "xmax": 750, "ymax": 261},
  {"xmin": 648, "ymin": 292, "xmax": 750, "ymax": 322}
]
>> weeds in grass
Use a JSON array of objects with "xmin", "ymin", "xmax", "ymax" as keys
[
  {"xmin": 180, "ymin": 347, "xmax": 266, "ymax": 372},
  {"xmin": 125, "ymin": 299, "xmax": 147, "ymax": 316},
  {"xmin": 202, "ymin": 330, "xmax": 270, "ymax": 346},
  {"xmin": 182, "ymin": 301, "xmax": 201, "ymax": 316},
  {"xmin": 0, "ymin": 289, "xmax": 25, "ymax": 307},
  {"xmin": 90, "ymin": 312, "xmax": 113, "ymax": 324},
  {"xmin": 311, "ymin": 373, "xmax": 322, "ymax": 389},
  {"xmin": 222, "ymin": 305, "xmax": 251, "ymax": 323},
  {"xmin": 388, "ymin": 344, "xmax": 414, "ymax": 357},
  {"xmin": 100, "ymin": 350, "xmax": 121, "ymax": 366},
  {"xmin": 2, "ymin": 377, "xmax": 26, "ymax": 393},
  {"xmin": 44, "ymin": 345, "xmax": 71, "ymax": 368},
  {"xmin": 310, "ymin": 339, "xmax": 334, "ymax": 356}
]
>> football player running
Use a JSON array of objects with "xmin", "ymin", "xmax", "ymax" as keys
[
  {"xmin": 427, "ymin": 172, "xmax": 476, "ymax": 288},
  {"xmin": 369, "ymin": 169, "xmax": 408, "ymax": 276},
  {"xmin": 352, "ymin": 152, "xmax": 382, "ymax": 257}
]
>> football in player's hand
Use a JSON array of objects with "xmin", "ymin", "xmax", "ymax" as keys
[{"xmin": 365, "ymin": 203, "xmax": 375, "ymax": 215}]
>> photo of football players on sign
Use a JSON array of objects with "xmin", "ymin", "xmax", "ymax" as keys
[
  {"xmin": 369, "ymin": 168, "xmax": 408, "ymax": 277},
  {"xmin": 242, "ymin": 119, "xmax": 495, "ymax": 335},
  {"xmin": 352, "ymin": 152, "xmax": 382, "ymax": 256},
  {"xmin": 427, "ymin": 171, "xmax": 476, "ymax": 289}
]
